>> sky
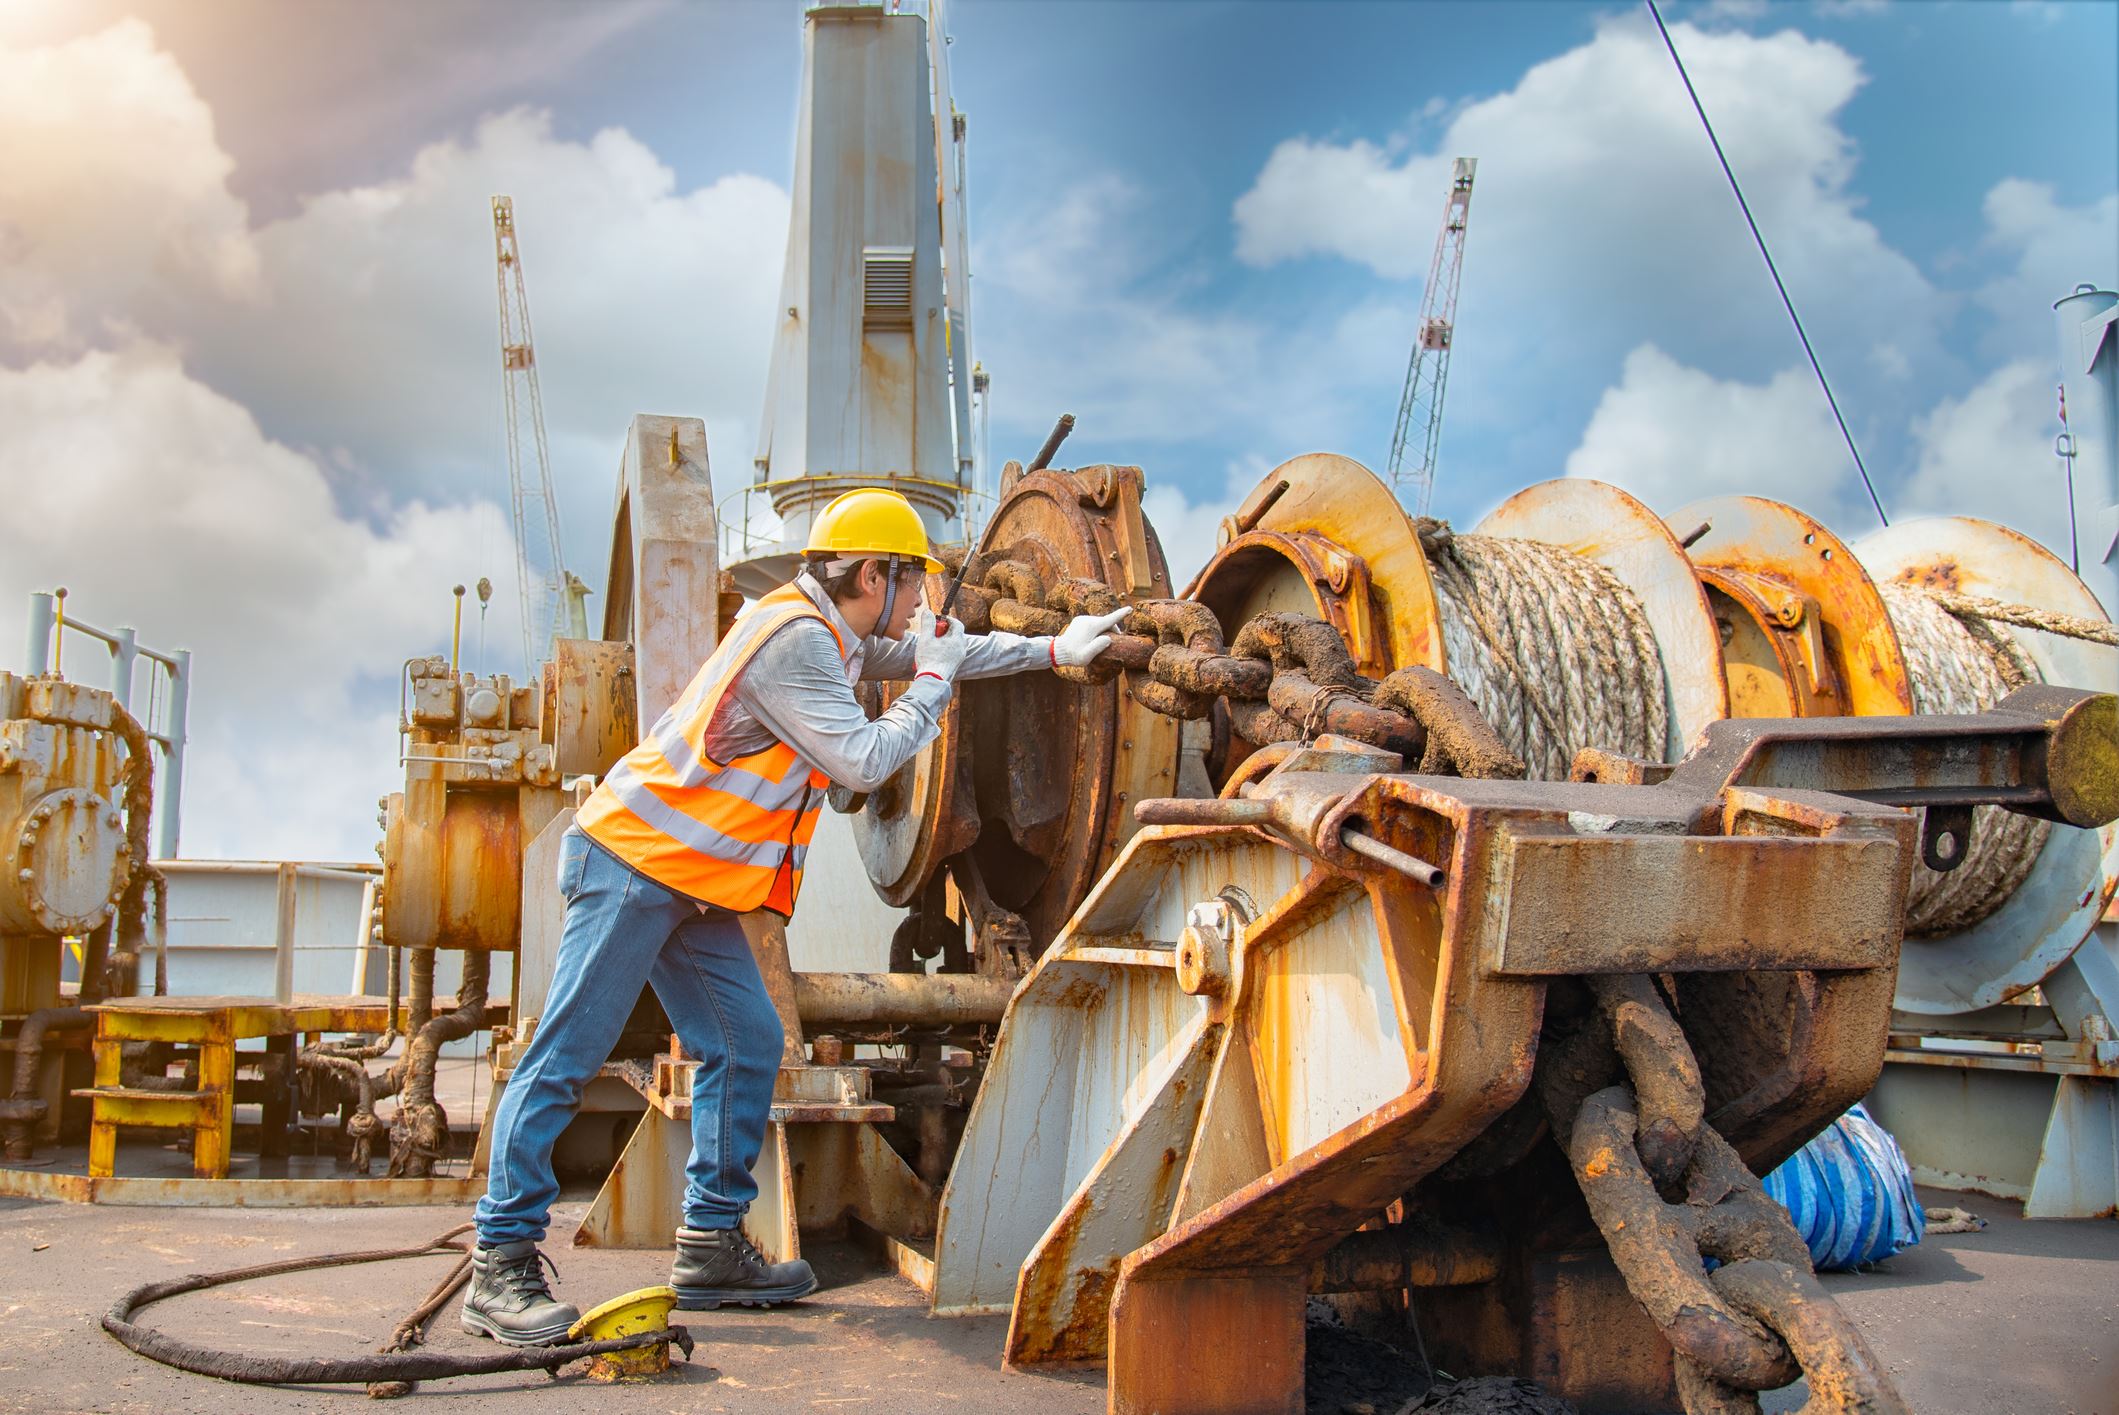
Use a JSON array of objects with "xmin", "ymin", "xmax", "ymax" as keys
[{"xmin": 0, "ymin": 0, "xmax": 2113, "ymax": 860}]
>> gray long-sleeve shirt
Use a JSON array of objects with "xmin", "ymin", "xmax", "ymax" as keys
[{"xmin": 700, "ymin": 572, "xmax": 1053, "ymax": 793}]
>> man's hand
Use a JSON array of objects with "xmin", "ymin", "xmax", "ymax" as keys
[
  {"xmin": 913, "ymin": 607, "xmax": 971, "ymax": 681},
  {"xmin": 1052, "ymin": 608, "xmax": 1132, "ymax": 668}
]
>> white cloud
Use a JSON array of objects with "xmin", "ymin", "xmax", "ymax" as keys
[
  {"xmin": 1974, "ymin": 180, "xmax": 2119, "ymax": 359},
  {"xmin": 1901, "ymin": 358, "xmax": 2074, "ymax": 551},
  {"xmin": 0, "ymin": 16, "xmax": 798, "ymax": 863},
  {"xmin": 0, "ymin": 18, "xmax": 258, "ymax": 348},
  {"xmin": 1234, "ymin": 140, "xmax": 1441, "ymax": 280},
  {"xmin": 1568, "ymin": 346, "xmax": 2088, "ymax": 560},
  {"xmin": 0, "ymin": 18, "xmax": 790, "ymax": 602},
  {"xmin": 1230, "ymin": 14, "xmax": 1939, "ymax": 402},
  {"xmin": 0, "ymin": 344, "xmax": 521, "ymax": 859},
  {"xmin": 1565, "ymin": 344, "xmax": 1857, "ymax": 520},
  {"xmin": 1141, "ymin": 457, "xmax": 1278, "ymax": 593},
  {"xmin": 185, "ymin": 108, "xmax": 790, "ymax": 560},
  {"xmin": 978, "ymin": 176, "xmax": 1410, "ymax": 458}
]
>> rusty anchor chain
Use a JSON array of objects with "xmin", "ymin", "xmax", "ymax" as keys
[
  {"xmin": 940, "ymin": 551, "xmax": 1525, "ymax": 779},
  {"xmin": 1536, "ymin": 975, "xmax": 1909, "ymax": 1415}
]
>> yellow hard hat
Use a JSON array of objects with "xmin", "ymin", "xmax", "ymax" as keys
[{"xmin": 805, "ymin": 489, "xmax": 944, "ymax": 572}]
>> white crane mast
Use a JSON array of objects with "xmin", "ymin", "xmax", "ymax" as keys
[
  {"xmin": 491, "ymin": 195, "xmax": 569, "ymax": 673},
  {"xmin": 1387, "ymin": 157, "xmax": 1476, "ymax": 515}
]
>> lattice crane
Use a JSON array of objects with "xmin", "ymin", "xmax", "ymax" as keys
[
  {"xmin": 491, "ymin": 195, "xmax": 569, "ymax": 673},
  {"xmin": 1386, "ymin": 157, "xmax": 1476, "ymax": 515}
]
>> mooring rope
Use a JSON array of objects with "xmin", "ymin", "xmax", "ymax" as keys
[
  {"xmin": 1877, "ymin": 582, "xmax": 2050, "ymax": 936},
  {"xmin": 1919, "ymin": 587, "xmax": 2119, "ymax": 647},
  {"xmin": 1417, "ymin": 520, "xmax": 1670, "ymax": 780},
  {"xmin": 102, "ymin": 1224, "xmax": 691, "ymax": 1393}
]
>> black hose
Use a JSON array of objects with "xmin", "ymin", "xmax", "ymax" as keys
[{"xmin": 101, "ymin": 1224, "xmax": 691, "ymax": 1389}]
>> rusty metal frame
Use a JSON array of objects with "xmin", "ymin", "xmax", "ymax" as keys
[
  {"xmin": 1674, "ymin": 494, "xmax": 1913, "ymax": 721},
  {"xmin": 1853, "ymin": 515, "xmax": 2119, "ymax": 1013},
  {"xmin": 930, "ymin": 691, "xmax": 2113, "ymax": 1414},
  {"xmin": 1190, "ymin": 453, "xmax": 1444, "ymax": 676}
]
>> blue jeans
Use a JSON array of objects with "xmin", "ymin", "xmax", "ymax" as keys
[{"xmin": 475, "ymin": 830, "xmax": 784, "ymax": 1246}]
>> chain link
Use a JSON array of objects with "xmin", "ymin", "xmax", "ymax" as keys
[
  {"xmin": 1537, "ymin": 976, "xmax": 1910, "ymax": 1415},
  {"xmin": 948, "ymin": 556, "xmax": 1526, "ymax": 779}
]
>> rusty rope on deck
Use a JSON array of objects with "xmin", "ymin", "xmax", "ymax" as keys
[{"xmin": 102, "ymin": 1222, "xmax": 692, "ymax": 1395}]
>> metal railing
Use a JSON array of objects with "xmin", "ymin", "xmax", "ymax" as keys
[
  {"xmin": 716, "ymin": 476, "xmax": 997, "ymax": 574},
  {"xmin": 22, "ymin": 590, "xmax": 191, "ymax": 858}
]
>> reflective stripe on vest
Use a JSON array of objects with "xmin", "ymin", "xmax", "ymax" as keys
[{"xmin": 575, "ymin": 583, "xmax": 843, "ymax": 914}]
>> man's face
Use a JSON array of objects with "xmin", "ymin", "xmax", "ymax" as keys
[
  {"xmin": 878, "ymin": 563, "xmax": 925, "ymax": 640},
  {"xmin": 849, "ymin": 559, "xmax": 927, "ymax": 640}
]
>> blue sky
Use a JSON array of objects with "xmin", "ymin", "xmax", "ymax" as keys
[{"xmin": 0, "ymin": 0, "xmax": 2113, "ymax": 857}]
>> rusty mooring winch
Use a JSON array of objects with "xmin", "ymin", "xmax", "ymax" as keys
[
  {"xmin": 796, "ymin": 450, "xmax": 2117, "ymax": 1413},
  {"xmin": 931, "ymin": 687, "xmax": 2115, "ymax": 1414},
  {"xmin": 89, "ymin": 424, "xmax": 2097, "ymax": 1412}
]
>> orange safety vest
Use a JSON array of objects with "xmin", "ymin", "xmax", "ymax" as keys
[{"xmin": 576, "ymin": 583, "xmax": 845, "ymax": 915}]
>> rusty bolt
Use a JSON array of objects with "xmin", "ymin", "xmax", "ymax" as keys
[{"xmin": 1176, "ymin": 899, "xmax": 1235, "ymax": 997}]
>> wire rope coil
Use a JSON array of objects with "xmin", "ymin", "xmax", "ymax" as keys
[
  {"xmin": 1418, "ymin": 520, "xmax": 1670, "ymax": 780},
  {"xmin": 1878, "ymin": 582, "xmax": 2050, "ymax": 935}
]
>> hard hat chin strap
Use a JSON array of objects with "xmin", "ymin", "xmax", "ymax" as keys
[
  {"xmin": 819, "ymin": 553, "xmax": 907, "ymax": 633},
  {"xmin": 878, "ymin": 553, "xmax": 901, "ymax": 631}
]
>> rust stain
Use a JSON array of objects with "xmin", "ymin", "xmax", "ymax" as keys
[{"xmin": 1901, "ymin": 559, "xmax": 1963, "ymax": 592}]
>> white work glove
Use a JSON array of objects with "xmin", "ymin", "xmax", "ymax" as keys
[
  {"xmin": 912, "ymin": 607, "xmax": 972, "ymax": 681},
  {"xmin": 1051, "ymin": 608, "xmax": 1132, "ymax": 668}
]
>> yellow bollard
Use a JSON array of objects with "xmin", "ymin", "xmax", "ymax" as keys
[{"xmin": 567, "ymin": 1286, "xmax": 682, "ymax": 1382}]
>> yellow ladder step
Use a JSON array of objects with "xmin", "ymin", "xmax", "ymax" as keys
[{"xmin": 73, "ymin": 1087, "xmax": 218, "ymax": 1127}]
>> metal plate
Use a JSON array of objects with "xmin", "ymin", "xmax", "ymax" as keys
[
  {"xmin": 1674, "ymin": 495, "xmax": 1914, "ymax": 718},
  {"xmin": 1856, "ymin": 516, "xmax": 2119, "ymax": 1013},
  {"xmin": 852, "ymin": 467, "xmax": 1180, "ymax": 944},
  {"xmin": 1192, "ymin": 454, "xmax": 1445, "ymax": 674}
]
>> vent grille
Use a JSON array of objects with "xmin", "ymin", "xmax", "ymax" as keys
[{"xmin": 863, "ymin": 247, "xmax": 914, "ymax": 327}]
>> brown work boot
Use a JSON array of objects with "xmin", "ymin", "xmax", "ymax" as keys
[
  {"xmin": 459, "ymin": 1239, "xmax": 579, "ymax": 1346},
  {"xmin": 670, "ymin": 1225, "xmax": 817, "ymax": 1309}
]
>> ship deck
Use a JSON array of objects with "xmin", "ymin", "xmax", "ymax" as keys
[{"xmin": 0, "ymin": 1187, "xmax": 2109, "ymax": 1414}]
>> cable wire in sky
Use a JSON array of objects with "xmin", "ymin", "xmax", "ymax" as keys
[{"xmin": 1645, "ymin": 0, "xmax": 1889, "ymax": 527}]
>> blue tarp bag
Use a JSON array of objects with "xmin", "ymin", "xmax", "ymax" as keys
[{"xmin": 1762, "ymin": 1102, "xmax": 1924, "ymax": 1271}]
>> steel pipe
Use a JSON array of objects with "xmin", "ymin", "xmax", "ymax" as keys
[
  {"xmin": 1340, "ymin": 827, "xmax": 1446, "ymax": 889},
  {"xmin": 1133, "ymin": 797, "xmax": 1271, "ymax": 828},
  {"xmin": 792, "ymin": 972, "xmax": 1014, "ymax": 1029}
]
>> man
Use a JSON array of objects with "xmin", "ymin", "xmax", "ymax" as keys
[{"xmin": 462, "ymin": 488, "xmax": 1130, "ymax": 1344}]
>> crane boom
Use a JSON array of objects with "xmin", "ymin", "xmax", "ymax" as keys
[
  {"xmin": 491, "ymin": 195, "xmax": 568, "ymax": 673},
  {"xmin": 1386, "ymin": 157, "xmax": 1476, "ymax": 515}
]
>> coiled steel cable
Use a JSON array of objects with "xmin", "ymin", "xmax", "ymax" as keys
[
  {"xmin": 1417, "ymin": 521, "xmax": 1670, "ymax": 780},
  {"xmin": 1878, "ymin": 583, "xmax": 2050, "ymax": 936}
]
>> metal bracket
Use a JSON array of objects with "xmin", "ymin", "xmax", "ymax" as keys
[{"xmin": 1920, "ymin": 803, "xmax": 1974, "ymax": 874}]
